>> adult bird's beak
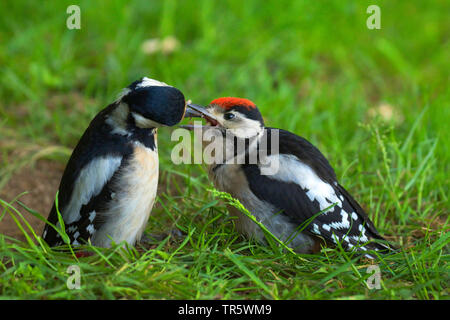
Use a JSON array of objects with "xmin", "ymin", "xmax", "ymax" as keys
[
  {"xmin": 184, "ymin": 103, "xmax": 203, "ymax": 118},
  {"xmin": 182, "ymin": 103, "xmax": 219, "ymax": 130},
  {"xmin": 184, "ymin": 103, "xmax": 215, "ymax": 120}
]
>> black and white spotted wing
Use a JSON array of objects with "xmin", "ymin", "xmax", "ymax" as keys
[
  {"xmin": 242, "ymin": 128, "xmax": 390, "ymax": 253},
  {"xmin": 42, "ymin": 104, "xmax": 134, "ymax": 246},
  {"xmin": 44, "ymin": 158, "xmax": 130, "ymax": 247}
]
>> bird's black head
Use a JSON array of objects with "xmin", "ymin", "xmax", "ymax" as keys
[{"xmin": 120, "ymin": 77, "xmax": 186, "ymax": 128}]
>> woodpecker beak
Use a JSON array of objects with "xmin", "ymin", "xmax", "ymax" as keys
[
  {"xmin": 181, "ymin": 103, "xmax": 219, "ymax": 130},
  {"xmin": 185, "ymin": 103, "xmax": 216, "ymax": 121},
  {"xmin": 184, "ymin": 103, "xmax": 200, "ymax": 118}
]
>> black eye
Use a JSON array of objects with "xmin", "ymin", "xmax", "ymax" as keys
[{"xmin": 224, "ymin": 113, "xmax": 235, "ymax": 120}]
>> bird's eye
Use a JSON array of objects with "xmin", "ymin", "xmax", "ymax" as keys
[{"xmin": 224, "ymin": 113, "xmax": 235, "ymax": 120}]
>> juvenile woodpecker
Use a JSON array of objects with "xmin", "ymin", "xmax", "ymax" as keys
[
  {"xmin": 184, "ymin": 97, "xmax": 393, "ymax": 257},
  {"xmin": 43, "ymin": 77, "xmax": 191, "ymax": 248}
]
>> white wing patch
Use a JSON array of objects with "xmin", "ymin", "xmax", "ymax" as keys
[
  {"xmin": 266, "ymin": 154, "xmax": 372, "ymax": 248},
  {"xmin": 269, "ymin": 154, "xmax": 342, "ymax": 212},
  {"xmin": 63, "ymin": 156, "xmax": 122, "ymax": 224}
]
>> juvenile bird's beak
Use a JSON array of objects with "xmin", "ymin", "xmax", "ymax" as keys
[
  {"xmin": 182, "ymin": 103, "xmax": 219, "ymax": 130},
  {"xmin": 184, "ymin": 103, "xmax": 215, "ymax": 120},
  {"xmin": 184, "ymin": 104, "xmax": 203, "ymax": 118}
]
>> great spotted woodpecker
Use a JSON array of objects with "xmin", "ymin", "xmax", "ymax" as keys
[
  {"xmin": 184, "ymin": 97, "xmax": 394, "ymax": 257},
  {"xmin": 43, "ymin": 77, "xmax": 193, "ymax": 248}
]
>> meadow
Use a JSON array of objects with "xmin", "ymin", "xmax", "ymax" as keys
[{"xmin": 0, "ymin": 0, "xmax": 448, "ymax": 299}]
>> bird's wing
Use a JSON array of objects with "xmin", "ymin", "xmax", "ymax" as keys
[
  {"xmin": 268, "ymin": 128, "xmax": 338, "ymax": 183},
  {"xmin": 43, "ymin": 155, "xmax": 126, "ymax": 246},
  {"xmin": 242, "ymin": 129, "xmax": 388, "ymax": 251},
  {"xmin": 43, "ymin": 105, "xmax": 133, "ymax": 246}
]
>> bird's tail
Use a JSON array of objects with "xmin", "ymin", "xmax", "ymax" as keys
[{"xmin": 360, "ymin": 236, "xmax": 398, "ymax": 259}]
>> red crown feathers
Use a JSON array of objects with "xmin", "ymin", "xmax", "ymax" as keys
[{"xmin": 210, "ymin": 97, "xmax": 256, "ymax": 110}]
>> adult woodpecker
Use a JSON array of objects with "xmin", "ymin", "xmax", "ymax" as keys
[
  {"xmin": 43, "ymin": 77, "xmax": 193, "ymax": 248},
  {"xmin": 184, "ymin": 97, "xmax": 393, "ymax": 257}
]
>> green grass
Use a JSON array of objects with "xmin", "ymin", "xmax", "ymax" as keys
[{"xmin": 0, "ymin": 0, "xmax": 448, "ymax": 299}]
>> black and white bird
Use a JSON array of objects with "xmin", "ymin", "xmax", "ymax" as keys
[
  {"xmin": 43, "ymin": 77, "xmax": 189, "ymax": 248},
  {"xmin": 184, "ymin": 97, "xmax": 393, "ymax": 257}
]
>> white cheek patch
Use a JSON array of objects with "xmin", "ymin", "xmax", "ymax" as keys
[
  {"xmin": 106, "ymin": 103, "xmax": 131, "ymax": 136},
  {"xmin": 132, "ymin": 112, "xmax": 163, "ymax": 128},
  {"xmin": 210, "ymin": 108, "xmax": 262, "ymax": 139},
  {"xmin": 227, "ymin": 117, "xmax": 263, "ymax": 139},
  {"xmin": 63, "ymin": 156, "xmax": 122, "ymax": 224}
]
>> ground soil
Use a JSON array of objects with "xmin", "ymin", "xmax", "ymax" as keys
[{"xmin": 0, "ymin": 160, "xmax": 64, "ymax": 242}]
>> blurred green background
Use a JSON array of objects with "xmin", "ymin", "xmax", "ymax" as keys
[
  {"xmin": 1, "ymin": 1, "xmax": 448, "ymax": 143},
  {"xmin": 1, "ymin": 0, "xmax": 448, "ymax": 216},
  {"xmin": 0, "ymin": 0, "xmax": 448, "ymax": 299}
]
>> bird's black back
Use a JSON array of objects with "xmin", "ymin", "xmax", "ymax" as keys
[
  {"xmin": 44, "ymin": 103, "xmax": 155, "ymax": 245},
  {"xmin": 242, "ymin": 127, "xmax": 390, "ymax": 251}
]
